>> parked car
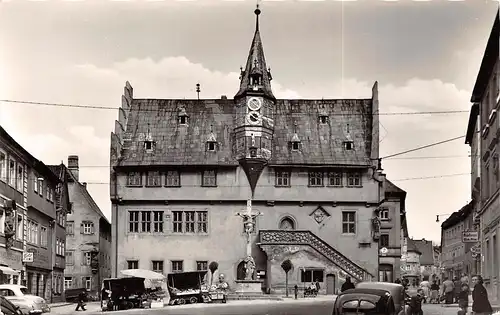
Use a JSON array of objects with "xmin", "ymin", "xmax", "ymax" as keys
[
  {"xmin": 0, "ymin": 295, "xmax": 23, "ymax": 315},
  {"xmin": 0, "ymin": 285, "xmax": 50, "ymax": 314}
]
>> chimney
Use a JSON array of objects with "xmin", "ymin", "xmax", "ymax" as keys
[
  {"xmin": 221, "ymin": 95, "xmax": 227, "ymax": 100},
  {"xmin": 82, "ymin": 182, "xmax": 87, "ymax": 188},
  {"xmin": 67, "ymin": 155, "xmax": 79, "ymax": 182}
]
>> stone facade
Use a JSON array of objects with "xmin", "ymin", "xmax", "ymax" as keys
[
  {"xmin": 64, "ymin": 156, "xmax": 111, "ymax": 298},
  {"xmin": 109, "ymin": 7, "xmax": 392, "ymax": 294},
  {"xmin": 466, "ymin": 11, "xmax": 499, "ymax": 304}
]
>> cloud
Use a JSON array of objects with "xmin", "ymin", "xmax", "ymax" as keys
[{"xmin": 1, "ymin": 55, "xmax": 473, "ymax": 242}]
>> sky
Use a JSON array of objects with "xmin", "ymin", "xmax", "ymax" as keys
[{"xmin": 0, "ymin": 0, "xmax": 498, "ymax": 244}]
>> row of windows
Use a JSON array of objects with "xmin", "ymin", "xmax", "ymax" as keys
[
  {"xmin": 0, "ymin": 148, "xmax": 57, "ymax": 200},
  {"xmin": 126, "ymin": 260, "xmax": 208, "ymax": 274},
  {"xmin": 126, "ymin": 210, "xmax": 360, "ymax": 235},
  {"xmin": 64, "ymin": 276, "xmax": 92, "ymax": 290},
  {"xmin": 126, "ymin": 170, "xmax": 363, "ymax": 188},
  {"xmin": 128, "ymin": 210, "xmax": 208, "ymax": 234},
  {"xmin": 0, "ymin": 149, "xmax": 24, "ymax": 191},
  {"xmin": 275, "ymin": 171, "xmax": 362, "ymax": 187},
  {"xmin": 444, "ymin": 223, "xmax": 467, "ymax": 239},
  {"xmin": 65, "ymin": 221, "xmax": 95, "ymax": 235}
]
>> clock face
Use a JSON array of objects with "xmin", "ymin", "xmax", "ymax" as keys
[
  {"xmin": 246, "ymin": 112, "xmax": 262, "ymax": 125},
  {"xmin": 247, "ymin": 97, "xmax": 262, "ymax": 111}
]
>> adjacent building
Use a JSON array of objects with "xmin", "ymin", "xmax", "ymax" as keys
[
  {"xmin": 0, "ymin": 126, "xmax": 67, "ymax": 303},
  {"xmin": 402, "ymin": 239, "xmax": 421, "ymax": 283},
  {"xmin": 440, "ymin": 202, "xmax": 475, "ymax": 281},
  {"xmin": 64, "ymin": 156, "xmax": 111, "ymax": 297},
  {"xmin": 467, "ymin": 10, "xmax": 499, "ymax": 303},
  {"xmin": 413, "ymin": 239, "xmax": 438, "ymax": 282},
  {"xmin": 378, "ymin": 179, "xmax": 406, "ymax": 282},
  {"xmin": 109, "ymin": 7, "xmax": 391, "ymax": 295}
]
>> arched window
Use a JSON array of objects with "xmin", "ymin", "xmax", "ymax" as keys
[{"xmin": 279, "ymin": 217, "xmax": 295, "ymax": 230}]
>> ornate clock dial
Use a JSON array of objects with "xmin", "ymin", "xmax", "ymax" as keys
[
  {"xmin": 247, "ymin": 97, "xmax": 262, "ymax": 111},
  {"xmin": 246, "ymin": 112, "xmax": 262, "ymax": 125}
]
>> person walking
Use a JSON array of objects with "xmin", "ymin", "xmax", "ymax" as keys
[
  {"xmin": 472, "ymin": 275, "xmax": 493, "ymax": 315},
  {"xmin": 457, "ymin": 282, "xmax": 470, "ymax": 315},
  {"xmin": 442, "ymin": 277, "xmax": 455, "ymax": 304},
  {"xmin": 75, "ymin": 290, "xmax": 87, "ymax": 311},
  {"xmin": 454, "ymin": 277, "xmax": 462, "ymax": 303},
  {"xmin": 430, "ymin": 280, "xmax": 440, "ymax": 304},
  {"xmin": 341, "ymin": 277, "xmax": 355, "ymax": 292}
]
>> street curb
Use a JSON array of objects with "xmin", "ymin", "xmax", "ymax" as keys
[{"xmin": 48, "ymin": 303, "xmax": 72, "ymax": 308}]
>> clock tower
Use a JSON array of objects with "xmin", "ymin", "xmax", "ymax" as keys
[{"xmin": 234, "ymin": 5, "xmax": 275, "ymax": 197}]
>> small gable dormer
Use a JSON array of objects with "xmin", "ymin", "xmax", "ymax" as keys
[
  {"xmin": 144, "ymin": 123, "xmax": 155, "ymax": 152},
  {"xmin": 289, "ymin": 122, "xmax": 302, "ymax": 151},
  {"xmin": 343, "ymin": 123, "xmax": 354, "ymax": 150},
  {"xmin": 318, "ymin": 104, "xmax": 329, "ymax": 124},
  {"xmin": 178, "ymin": 107, "xmax": 189, "ymax": 125},
  {"xmin": 206, "ymin": 125, "xmax": 218, "ymax": 152}
]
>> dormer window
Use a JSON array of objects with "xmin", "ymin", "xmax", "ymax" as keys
[
  {"xmin": 178, "ymin": 107, "xmax": 189, "ymax": 125},
  {"xmin": 208, "ymin": 142, "xmax": 216, "ymax": 151},
  {"xmin": 206, "ymin": 127, "xmax": 218, "ymax": 152},
  {"xmin": 343, "ymin": 141, "xmax": 354, "ymax": 150},
  {"xmin": 290, "ymin": 133, "xmax": 301, "ymax": 151},
  {"xmin": 144, "ymin": 124, "xmax": 155, "ymax": 152}
]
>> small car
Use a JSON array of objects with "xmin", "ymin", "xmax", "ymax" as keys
[
  {"xmin": 332, "ymin": 288, "xmax": 397, "ymax": 315},
  {"xmin": 0, "ymin": 285, "xmax": 50, "ymax": 315}
]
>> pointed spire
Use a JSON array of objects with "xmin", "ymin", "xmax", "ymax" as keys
[{"xmin": 234, "ymin": 4, "xmax": 275, "ymax": 101}]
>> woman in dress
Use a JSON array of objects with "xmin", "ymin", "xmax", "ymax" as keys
[{"xmin": 471, "ymin": 275, "xmax": 493, "ymax": 315}]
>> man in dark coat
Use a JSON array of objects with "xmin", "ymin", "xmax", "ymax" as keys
[
  {"xmin": 75, "ymin": 291, "xmax": 87, "ymax": 311},
  {"xmin": 341, "ymin": 276, "xmax": 355, "ymax": 292}
]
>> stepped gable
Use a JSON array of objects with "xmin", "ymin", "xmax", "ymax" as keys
[{"xmin": 118, "ymin": 97, "xmax": 374, "ymax": 167}]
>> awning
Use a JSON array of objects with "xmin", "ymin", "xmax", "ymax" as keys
[{"xmin": 0, "ymin": 266, "xmax": 19, "ymax": 276}]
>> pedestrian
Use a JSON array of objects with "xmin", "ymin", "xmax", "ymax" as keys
[
  {"xmin": 294, "ymin": 284, "xmax": 298, "ymax": 300},
  {"xmin": 430, "ymin": 280, "xmax": 440, "ymax": 304},
  {"xmin": 454, "ymin": 277, "xmax": 462, "ymax": 303},
  {"xmin": 75, "ymin": 290, "xmax": 87, "ymax": 311},
  {"xmin": 395, "ymin": 278, "xmax": 401, "ymax": 284},
  {"xmin": 457, "ymin": 282, "xmax": 470, "ymax": 315},
  {"xmin": 315, "ymin": 279, "xmax": 321, "ymax": 294},
  {"xmin": 442, "ymin": 277, "xmax": 454, "ymax": 304},
  {"xmin": 472, "ymin": 275, "xmax": 493, "ymax": 315},
  {"xmin": 341, "ymin": 276, "xmax": 355, "ymax": 292}
]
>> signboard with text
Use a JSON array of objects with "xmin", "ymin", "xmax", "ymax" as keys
[
  {"xmin": 462, "ymin": 231, "xmax": 479, "ymax": 243},
  {"xmin": 22, "ymin": 252, "xmax": 33, "ymax": 263}
]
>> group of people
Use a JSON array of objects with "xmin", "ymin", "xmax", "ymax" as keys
[{"xmin": 398, "ymin": 274, "xmax": 494, "ymax": 315}]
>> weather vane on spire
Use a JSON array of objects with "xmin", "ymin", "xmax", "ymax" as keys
[{"xmin": 254, "ymin": 0, "xmax": 261, "ymax": 30}]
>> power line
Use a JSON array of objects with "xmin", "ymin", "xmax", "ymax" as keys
[
  {"xmin": 1, "ymin": 172, "xmax": 466, "ymax": 187},
  {"xmin": 0, "ymin": 99, "xmax": 469, "ymax": 116},
  {"xmin": 382, "ymin": 135, "xmax": 468, "ymax": 159}
]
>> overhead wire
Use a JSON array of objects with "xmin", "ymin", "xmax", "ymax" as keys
[{"xmin": 0, "ymin": 99, "xmax": 470, "ymax": 116}]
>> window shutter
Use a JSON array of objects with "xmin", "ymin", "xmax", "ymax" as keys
[
  {"xmin": 81, "ymin": 253, "xmax": 85, "ymax": 265},
  {"xmin": 80, "ymin": 223, "xmax": 84, "ymax": 234}
]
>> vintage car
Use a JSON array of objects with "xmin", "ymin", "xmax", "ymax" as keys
[
  {"xmin": 0, "ymin": 295, "xmax": 23, "ymax": 315},
  {"xmin": 356, "ymin": 282, "xmax": 409, "ymax": 315},
  {"xmin": 0, "ymin": 285, "xmax": 50, "ymax": 315},
  {"xmin": 332, "ymin": 288, "xmax": 397, "ymax": 315}
]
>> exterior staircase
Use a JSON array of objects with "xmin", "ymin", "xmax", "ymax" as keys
[{"xmin": 258, "ymin": 230, "xmax": 373, "ymax": 282}]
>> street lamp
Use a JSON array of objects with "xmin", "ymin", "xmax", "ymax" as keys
[{"xmin": 436, "ymin": 214, "xmax": 453, "ymax": 223}]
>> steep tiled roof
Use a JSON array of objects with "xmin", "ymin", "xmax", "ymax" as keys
[
  {"xmin": 118, "ymin": 98, "xmax": 373, "ymax": 167},
  {"xmin": 413, "ymin": 239, "xmax": 434, "ymax": 265},
  {"xmin": 407, "ymin": 239, "xmax": 422, "ymax": 255},
  {"xmin": 441, "ymin": 201, "xmax": 473, "ymax": 230}
]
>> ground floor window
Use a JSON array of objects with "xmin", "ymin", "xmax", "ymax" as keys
[
  {"xmin": 379, "ymin": 264, "xmax": 393, "ymax": 282},
  {"xmin": 300, "ymin": 268, "xmax": 324, "ymax": 283},
  {"xmin": 82, "ymin": 277, "xmax": 92, "ymax": 290},
  {"xmin": 64, "ymin": 277, "xmax": 73, "ymax": 289}
]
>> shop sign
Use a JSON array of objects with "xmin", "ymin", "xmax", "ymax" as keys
[
  {"xmin": 380, "ymin": 247, "xmax": 388, "ymax": 256},
  {"xmin": 462, "ymin": 231, "xmax": 479, "ymax": 243},
  {"xmin": 22, "ymin": 252, "xmax": 34, "ymax": 263}
]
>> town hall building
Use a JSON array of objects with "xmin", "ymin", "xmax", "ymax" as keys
[{"xmin": 109, "ymin": 7, "xmax": 403, "ymax": 294}]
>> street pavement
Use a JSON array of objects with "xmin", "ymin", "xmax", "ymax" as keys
[
  {"xmin": 48, "ymin": 296, "xmax": 336, "ymax": 315},
  {"xmin": 48, "ymin": 298, "xmax": 469, "ymax": 315}
]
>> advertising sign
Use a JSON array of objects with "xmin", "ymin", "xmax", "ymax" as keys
[
  {"xmin": 462, "ymin": 231, "xmax": 479, "ymax": 243},
  {"xmin": 22, "ymin": 252, "xmax": 33, "ymax": 263}
]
